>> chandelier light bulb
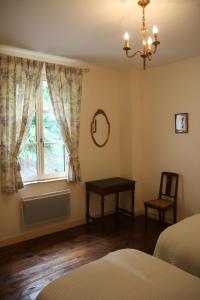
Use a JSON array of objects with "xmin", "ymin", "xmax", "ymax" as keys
[
  {"xmin": 152, "ymin": 25, "xmax": 158, "ymax": 34},
  {"xmin": 124, "ymin": 32, "xmax": 130, "ymax": 41},
  {"xmin": 124, "ymin": 32, "xmax": 130, "ymax": 48},
  {"xmin": 147, "ymin": 36, "xmax": 153, "ymax": 45},
  {"xmin": 147, "ymin": 36, "xmax": 153, "ymax": 50},
  {"xmin": 142, "ymin": 39, "xmax": 146, "ymax": 46}
]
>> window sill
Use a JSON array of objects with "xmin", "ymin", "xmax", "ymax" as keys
[{"xmin": 24, "ymin": 177, "xmax": 68, "ymax": 186}]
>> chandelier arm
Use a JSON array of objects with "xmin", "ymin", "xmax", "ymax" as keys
[
  {"xmin": 125, "ymin": 50, "xmax": 143, "ymax": 58},
  {"xmin": 152, "ymin": 41, "xmax": 160, "ymax": 54},
  {"xmin": 153, "ymin": 44, "xmax": 158, "ymax": 54},
  {"xmin": 143, "ymin": 56, "xmax": 146, "ymax": 70},
  {"xmin": 147, "ymin": 53, "xmax": 152, "ymax": 61}
]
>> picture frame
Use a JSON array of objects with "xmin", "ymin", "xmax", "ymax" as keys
[{"xmin": 175, "ymin": 113, "xmax": 188, "ymax": 133}]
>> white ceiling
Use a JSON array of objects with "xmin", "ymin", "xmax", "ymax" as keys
[{"xmin": 0, "ymin": 0, "xmax": 200, "ymax": 69}]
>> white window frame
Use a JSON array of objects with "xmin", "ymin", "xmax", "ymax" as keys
[{"xmin": 21, "ymin": 74, "xmax": 67, "ymax": 182}]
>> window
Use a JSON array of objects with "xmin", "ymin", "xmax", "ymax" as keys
[{"xmin": 19, "ymin": 76, "xmax": 67, "ymax": 182}]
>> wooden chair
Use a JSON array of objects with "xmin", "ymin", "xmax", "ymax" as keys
[{"xmin": 144, "ymin": 172, "xmax": 179, "ymax": 227}]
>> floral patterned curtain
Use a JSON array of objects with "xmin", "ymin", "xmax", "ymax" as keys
[
  {"xmin": 0, "ymin": 55, "xmax": 43, "ymax": 193},
  {"xmin": 45, "ymin": 63, "xmax": 83, "ymax": 182}
]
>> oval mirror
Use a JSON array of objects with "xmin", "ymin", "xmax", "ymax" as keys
[{"xmin": 91, "ymin": 109, "xmax": 110, "ymax": 147}]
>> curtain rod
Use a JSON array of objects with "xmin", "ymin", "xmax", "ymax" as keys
[{"xmin": 0, "ymin": 45, "xmax": 90, "ymax": 71}]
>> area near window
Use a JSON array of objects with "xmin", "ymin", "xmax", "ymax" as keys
[{"xmin": 19, "ymin": 75, "xmax": 67, "ymax": 182}]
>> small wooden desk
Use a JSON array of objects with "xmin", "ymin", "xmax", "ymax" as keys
[{"xmin": 86, "ymin": 177, "xmax": 135, "ymax": 223}]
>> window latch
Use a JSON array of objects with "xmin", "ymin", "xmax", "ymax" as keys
[{"xmin": 40, "ymin": 138, "xmax": 44, "ymax": 147}]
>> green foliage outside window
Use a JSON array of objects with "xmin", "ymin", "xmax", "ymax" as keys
[{"xmin": 19, "ymin": 80, "xmax": 65, "ymax": 179}]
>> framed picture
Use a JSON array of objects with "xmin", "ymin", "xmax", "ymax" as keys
[
  {"xmin": 175, "ymin": 113, "xmax": 188, "ymax": 133},
  {"xmin": 92, "ymin": 119, "xmax": 97, "ymax": 133}
]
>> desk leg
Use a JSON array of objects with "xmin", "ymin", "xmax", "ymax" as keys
[
  {"xmin": 131, "ymin": 189, "xmax": 135, "ymax": 217},
  {"xmin": 116, "ymin": 192, "xmax": 119, "ymax": 213},
  {"xmin": 101, "ymin": 196, "xmax": 104, "ymax": 218},
  {"xmin": 86, "ymin": 191, "xmax": 90, "ymax": 224}
]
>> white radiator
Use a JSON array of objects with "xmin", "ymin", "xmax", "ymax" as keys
[{"xmin": 22, "ymin": 190, "xmax": 70, "ymax": 225}]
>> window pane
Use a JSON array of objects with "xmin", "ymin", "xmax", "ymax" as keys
[
  {"xmin": 25, "ymin": 113, "xmax": 36, "ymax": 143},
  {"xmin": 42, "ymin": 80, "xmax": 52, "ymax": 111},
  {"xmin": 43, "ymin": 112, "xmax": 63, "ymax": 142},
  {"xmin": 42, "ymin": 80, "xmax": 63, "ymax": 142},
  {"xmin": 19, "ymin": 144, "xmax": 37, "ymax": 179},
  {"xmin": 44, "ymin": 143, "xmax": 65, "ymax": 174}
]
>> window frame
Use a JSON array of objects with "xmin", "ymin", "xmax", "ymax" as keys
[{"xmin": 20, "ymin": 74, "xmax": 67, "ymax": 183}]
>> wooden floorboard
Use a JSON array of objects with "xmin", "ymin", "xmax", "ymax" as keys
[{"xmin": 0, "ymin": 214, "xmax": 164, "ymax": 300}]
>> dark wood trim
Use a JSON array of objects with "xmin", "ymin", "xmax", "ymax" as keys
[
  {"xmin": 86, "ymin": 177, "xmax": 135, "ymax": 223},
  {"xmin": 145, "ymin": 172, "xmax": 179, "ymax": 228}
]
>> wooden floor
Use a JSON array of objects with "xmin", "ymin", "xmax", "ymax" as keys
[{"xmin": 0, "ymin": 214, "xmax": 164, "ymax": 300}]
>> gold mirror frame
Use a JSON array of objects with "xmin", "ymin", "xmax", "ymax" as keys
[{"xmin": 91, "ymin": 109, "xmax": 110, "ymax": 147}]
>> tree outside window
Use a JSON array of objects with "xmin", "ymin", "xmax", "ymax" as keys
[{"xmin": 19, "ymin": 78, "xmax": 67, "ymax": 181}]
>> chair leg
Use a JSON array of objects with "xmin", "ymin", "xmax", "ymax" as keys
[
  {"xmin": 159, "ymin": 210, "xmax": 161, "ymax": 225},
  {"xmin": 162, "ymin": 211, "xmax": 165, "ymax": 228},
  {"xmin": 145, "ymin": 205, "xmax": 148, "ymax": 227},
  {"xmin": 173, "ymin": 205, "xmax": 177, "ymax": 223}
]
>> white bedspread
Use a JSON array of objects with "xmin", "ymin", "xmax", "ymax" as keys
[
  {"xmin": 154, "ymin": 213, "xmax": 200, "ymax": 277},
  {"xmin": 37, "ymin": 249, "xmax": 200, "ymax": 300}
]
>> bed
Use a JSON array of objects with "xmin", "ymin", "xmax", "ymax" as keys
[
  {"xmin": 154, "ymin": 213, "xmax": 200, "ymax": 277},
  {"xmin": 37, "ymin": 249, "xmax": 200, "ymax": 300}
]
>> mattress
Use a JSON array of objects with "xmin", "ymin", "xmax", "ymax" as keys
[
  {"xmin": 154, "ymin": 213, "xmax": 200, "ymax": 277},
  {"xmin": 37, "ymin": 249, "xmax": 200, "ymax": 300}
]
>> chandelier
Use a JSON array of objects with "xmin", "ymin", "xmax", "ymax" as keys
[{"xmin": 123, "ymin": 0, "xmax": 160, "ymax": 69}]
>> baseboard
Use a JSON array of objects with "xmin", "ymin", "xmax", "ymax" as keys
[
  {"xmin": 0, "ymin": 208, "xmax": 143, "ymax": 248},
  {"xmin": 0, "ymin": 218, "xmax": 85, "ymax": 248},
  {"xmin": 135, "ymin": 209, "xmax": 143, "ymax": 216}
]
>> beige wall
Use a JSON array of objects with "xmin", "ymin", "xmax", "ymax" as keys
[
  {"xmin": 1, "ymin": 55, "xmax": 200, "ymax": 246},
  {"xmin": 119, "ymin": 70, "xmax": 143, "ymax": 213},
  {"xmin": 0, "ymin": 68, "xmax": 124, "ymax": 246},
  {"xmin": 142, "ymin": 56, "xmax": 200, "ymax": 221}
]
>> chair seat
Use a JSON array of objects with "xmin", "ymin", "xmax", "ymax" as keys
[{"xmin": 144, "ymin": 198, "xmax": 174, "ymax": 209}]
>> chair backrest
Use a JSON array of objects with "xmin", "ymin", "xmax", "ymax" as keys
[{"xmin": 159, "ymin": 172, "xmax": 179, "ymax": 202}]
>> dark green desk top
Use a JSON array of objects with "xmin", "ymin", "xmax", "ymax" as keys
[{"xmin": 86, "ymin": 177, "xmax": 134, "ymax": 188}]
